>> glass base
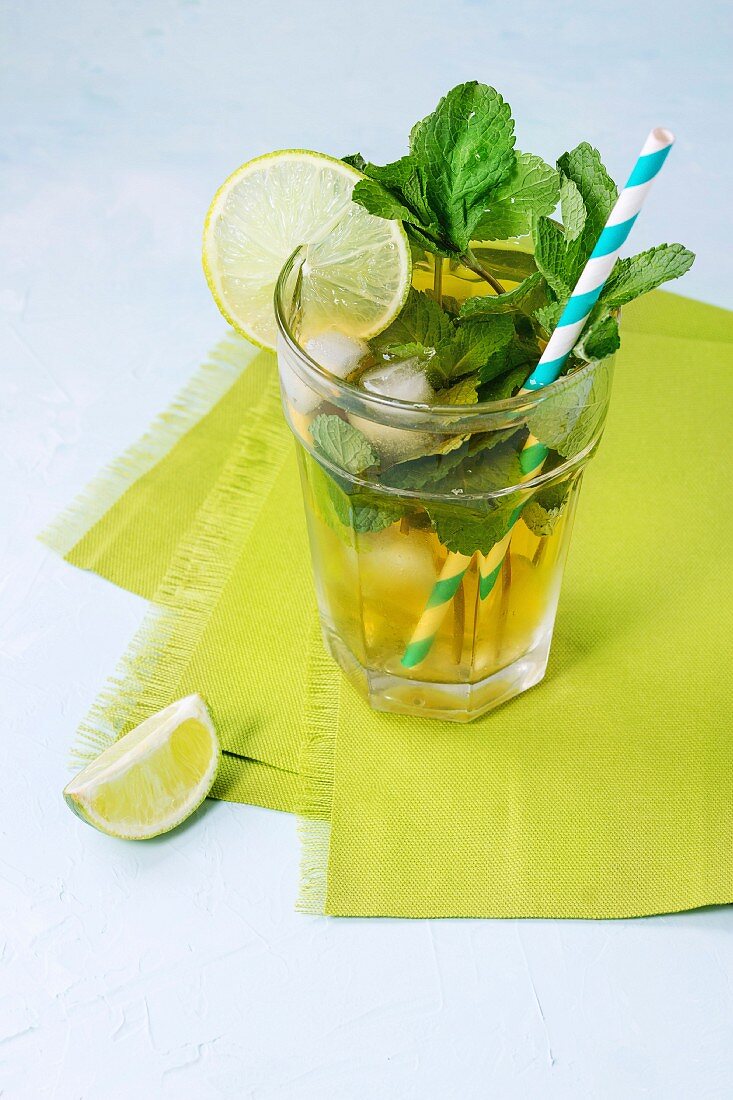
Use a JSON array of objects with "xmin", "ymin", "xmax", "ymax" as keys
[{"xmin": 321, "ymin": 624, "xmax": 551, "ymax": 723}]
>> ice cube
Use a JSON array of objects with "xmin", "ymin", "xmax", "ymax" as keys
[
  {"xmin": 349, "ymin": 357, "xmax": 436, "ymax": 463},
  {"xmin": 304, "ymin": 330, "xmax": 369, "ymax": 378},
  {"xmin": 284, "ymin": 329, "xmax": 369, "ymax": 415},
  {"xmin": 360, "ymin": 357, "xmax": 434, "ymax": 405},
  {"xmin": 359, "ymin": 524, "xmax": 438, "ymax": 601}
]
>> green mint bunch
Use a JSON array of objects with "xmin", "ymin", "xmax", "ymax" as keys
[
  {"xmin": 316, "ymin": 82, "xmax": 696, "ymax": 554},
  {"xmin": 345, "ymin": 81, "xmax": 559, "ymax": 283},
  {"xmin": 346, "ymin": 81, "xmax": 695, "ymax": 397},
  {"xmin": 531, "ymin": 142, "xmax": 695, "ymax": 361}
]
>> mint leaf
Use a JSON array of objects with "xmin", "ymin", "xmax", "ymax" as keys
[
  {"xmin": 500, "ymin": 150, "xmax": 560, "ymax": 212},
  {"xmin": 600, "ymin": 244, "xmax": 695, "ymax": 309},
  {"xmin": 534, "ymin": 299, "xmax": 563, "ymax": 335},
  {"xmin": 351, "ymin": 157, "xmax": 450, "ymax": 254},
  {"xmin": 342, "ymin": 153, "xmax": 367, "ymax": 171},
  {"xmin": 459, "ymin": 271, "xmax": 546, "ymax": 317},
  {"xmin": 557, "ymin": 144, "xmax": 617, "ymax": 288},
  {"xmin": 432, "ymin": 436, "xmax": 524, "ymax": 496},
  {"xmin": 477, "ymin": 332, "xmax": 539, "ymax": 385},
  {"xmin": 380, "ymin": 444, "xmax": 473, "ymax": 493},
  {"xmin": 473, "ymin": 153, "xmax": 560, "ymax": 241},
  {"xmin": 578, "ymin": 312, "xmax": 620, "ymax": 361},
  {"xmin": 351, "ymin": 177, "xmax": 415, "ymax": 224},
  {"xmin": 429, "ymin": 315, "xmax": 514, "ymax": 388},
  {"xmin": 533, "ymin": 217, "xmax": 573, "ymax": 299},
  {"xmin": 347, "ymin": 154, "xmax": 442, "ymax": 239},
  {"xmin": 381, "ymin": 430, "xmax": 518, "ymax": 493},
  {"xmin": 526, "ymin": 358, "xmax": 613, "ymax": 458},
  {"xmin": 436, "ymin": 293, "xmax": 461, "ymax": 317},
  {"xmin": 479, "ymin": 359, "xmax": 532, "ymax": 401},
  {"xmin": 310, "ymin": 415, "xmax": 378, "ymax": 474},
  {"xmin": 441, "ymin": 375, "xmax": 479, "ymax": 405},
  {"xmin": 351, "ymin": 500, "xmax": 402, "ymax": 533},
  {"xmin": 522, "ymin": 479, "xmax": 572, "ymax": 537},
  {"xmin": 473, "ymin": 206, "xmax": 529, "ymax": 243},
  {"xmin": 425, "ymin": 436, "xmax": 525, "ymax": 553},
  {"xmin": 559, "ymin": 176, "xmax": 586, "ymax": 241},
  {"xmin": 409, "ymin": 82, "xmax": 516, "ymax": 251},
  {"xmin": 310, "ymin": 460, "xmax": 351, "ymax": 535},
  {"xmin": 534, "ymin": 144, "xmax": 617, "ymax": 297},
  {"xmin": 370, "ymin": 289, "xmax": 453, "ymax": 356},
  {"xmin": 370, "ymin": 291, "xmax": 516, "ymax": 395},
  {"xmin": 368, "ymin": 157, "xmax": 440, "ymax": 231},
  {"xmin": 429, "ymin": 500, "xmax": 517, "ymax": 556},
  {"xmin": 557, "ymin": 143, "xmax": 617, "ymax": 249},
  {"xmin": 311, "ymin": 461, "xmax": 400, "ymax": 538}
]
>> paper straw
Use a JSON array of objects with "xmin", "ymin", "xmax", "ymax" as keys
[{"xmin": 402, "ymin": 128, "xmax": 675, "ymax": 670}]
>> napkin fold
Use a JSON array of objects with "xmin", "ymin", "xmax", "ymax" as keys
[{"xmin": 45, "ymin": 292, "xmax": 733, "ymax": 918}]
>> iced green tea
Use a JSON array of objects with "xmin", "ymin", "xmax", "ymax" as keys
[{"xmin": 277, "ymin": 246, "xmax": 609, "ymax": 720}]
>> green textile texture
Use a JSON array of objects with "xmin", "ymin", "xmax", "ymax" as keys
[
  {"xmin": 48, "ymin": 292, "xmax": 733, "ymax": 918},
  {"xmin": 45, "ymin": 335, "xmax": 309, "ymax": 812},
  {"xmin": 212, "ymin": 752, "xmax": 302, "ymax": 814}
]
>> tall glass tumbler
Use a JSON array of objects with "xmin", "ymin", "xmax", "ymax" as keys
[{"xmin": 275, "ymin": 246, "xmax": 614, "ymax": 721}]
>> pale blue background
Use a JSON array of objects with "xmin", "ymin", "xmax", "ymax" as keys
[{"xmin": 1, "ymin": 2, "xmax": 731, "ymax": 1097}]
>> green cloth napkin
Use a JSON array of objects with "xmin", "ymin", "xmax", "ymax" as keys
[
  {"xmin": 47, "ymin": 292, "xmax": 733, "ymax": 918},
  {"xmin": 43, "ymin": 335, "xmax": 309, "ymax": 811}
]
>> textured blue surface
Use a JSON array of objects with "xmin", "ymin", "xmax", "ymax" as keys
[{"xmin": 1, "ymin": 2, "xmax": 731, "ymax": 1097}]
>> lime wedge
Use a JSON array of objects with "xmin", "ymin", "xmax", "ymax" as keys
[
  {"xmin": 63, "ymin": 695, "xmax": 220, "ymax": 840},
  {"xmin": 203, "ymin": 149, "xmax": 411, "ymax": 350}
]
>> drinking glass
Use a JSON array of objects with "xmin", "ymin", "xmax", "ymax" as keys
[{"xmin": 275, "ymin": 245, "xmax": 614, "ymax": 721}]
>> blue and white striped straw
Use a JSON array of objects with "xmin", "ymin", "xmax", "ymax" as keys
[
  {"xmin": 473, "ymin": 127, "xmax": 677, "ymax": 597},
  {"xmin": 402, "ymin": 127, "xmax": 675, "ymax": 669},
  {"xmin": 524, "ymin": 127, "xmax": 675, "ymax": 391}
]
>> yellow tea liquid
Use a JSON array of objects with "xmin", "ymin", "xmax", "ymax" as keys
[
  {"xmin": 300, "ymin": 458, "xmax": 578, "ymax": 690},
  {"xmin": 288, "ymin": 247, "xmax": 583, "ymax": 719}
]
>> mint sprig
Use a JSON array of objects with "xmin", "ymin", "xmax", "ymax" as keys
[
  {"xmin": 441, "ymin": 375, "xmax": 479, "ymax": 405},
  {"xmin": 408, "ymin": 82, "xmax": 516, "ymax": 251},
  {"xmin": 330, "ymin": 86, "xmax": 698, "ymax": 556},
  {"xmin": 532, "ymin": 145, "xmax": 694, "ymax": 368},
  {"xmin": 347, "ymin": 83, "xmax": 555, "ymax": 294},
  {"xmin": 309, "ymin": 418, "xmax": 402, "ymax": 536}
]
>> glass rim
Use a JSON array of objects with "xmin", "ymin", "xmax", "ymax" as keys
[{"xmin": 274, "ymin": 244, "xmax": 608, "ymax": 426}]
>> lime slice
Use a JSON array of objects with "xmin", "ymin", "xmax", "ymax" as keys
[
  {"xmin": 63, "ymin": 695, "xmax": 220, "ymax": 840},
  {"xmin": 203, "ymin": 149, "xmax": 411, "ymax": 350}
]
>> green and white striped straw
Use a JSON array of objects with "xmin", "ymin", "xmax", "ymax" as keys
[{"xmin": 402, "ymin": 127, "xmax": 675, "ymax": 670}]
